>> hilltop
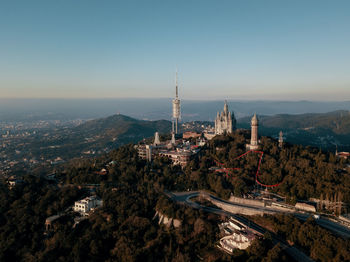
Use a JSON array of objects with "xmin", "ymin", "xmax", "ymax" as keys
[
  {"xmin": 41, "ymin": 114, "xmax": 172, "ymax": 158},
  {"xmin": 74, "ymin": 114, "xmax": 171, "ymax": 142}
]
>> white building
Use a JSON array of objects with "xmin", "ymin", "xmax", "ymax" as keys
[
  {"xmin": 215, "ymin": 101, "xmax": 236, "ymax": 135},
  {"xmin": 218, "ymin": 218, "xmax": 256, "ymax": 253},
  {"xmin": 219, "ymin": 232, "xmax": 255, "ymax": 252},
  {"xmin": 74, "ymin": 196, "xmax": 103, "ymax": 215},
  {"xmin": 295, "ymin": 202, "xmax": 316, "ymax": 213}
]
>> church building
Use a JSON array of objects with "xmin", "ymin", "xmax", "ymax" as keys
[{"xmin": 215, "ymin": 101, "xmax": 236, "ymax": 135}]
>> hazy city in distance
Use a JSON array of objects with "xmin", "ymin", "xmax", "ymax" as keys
[
  {"xmin": 1, "ymin": 1, "xmax": 350, "ymax": 262},
  {"xmin": 0, "ymin": 99, "xmax": 350, "ymax": 122}
]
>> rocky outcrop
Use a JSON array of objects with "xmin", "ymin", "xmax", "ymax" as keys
[{"xmin": 153, "ymin": 210, "xmax": 182, "ymax": 228}]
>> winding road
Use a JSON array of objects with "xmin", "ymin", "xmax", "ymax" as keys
[{"xmin": 166, "ymin": 190, "xmax": 350, "ymax": 262}]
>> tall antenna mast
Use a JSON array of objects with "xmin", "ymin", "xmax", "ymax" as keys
[
  {"xmin": 172, "ymin": 68, "xmax": 181, "ymax": 134},
  {"xmin": 175, "ymin": 68, "xmax": 178, "ymax": 98}
]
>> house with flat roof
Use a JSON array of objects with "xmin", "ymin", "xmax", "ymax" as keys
[{"xmin": 74, "ymin": 196, "xmax": 103, "ymax": 216}]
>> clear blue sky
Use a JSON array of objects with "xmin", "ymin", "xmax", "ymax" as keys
[{"xmin": 0, "ymin": 0, "xmax": 349, "ymax": 100}]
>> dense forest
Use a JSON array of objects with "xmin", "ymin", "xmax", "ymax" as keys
[{"xmin": 1, "ymin": 131, "xmax": 350, "ymax": 261}]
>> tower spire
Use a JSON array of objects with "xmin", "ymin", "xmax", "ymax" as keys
[
  {"xmin": 224, "ymin": 100, "xmax": 228, "ymax": 114},
  {"xmin": 175, "ymin": 69, "xmax": 178, "ymax": 98}
]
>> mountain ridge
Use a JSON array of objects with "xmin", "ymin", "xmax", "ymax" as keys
[{"xmin": 238, "ymin": 110, "xmax": 350, "ymax": 150}]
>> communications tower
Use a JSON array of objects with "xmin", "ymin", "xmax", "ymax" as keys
[{"xmin": 172, "ymin": 71, "xmax": 181, "ymax": 134}]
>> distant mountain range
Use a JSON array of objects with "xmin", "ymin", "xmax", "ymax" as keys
[
  {"xmin": 66, "ymin": 110, "xmax": 350, "ymax": 154},
  {"xmin": 42, "ymin": 110, "xmax": 350, "ymax": 159},
  {"xmin": 1, "ymin": 98, "xmax": 350, "ymax": 122},
  {"xmin": 238, "ymin": 110, "xmax": 350, "ymax": 151},
  {"xmin": 5, "ymin": 110, "xmax": 350, "ymax": 173}
]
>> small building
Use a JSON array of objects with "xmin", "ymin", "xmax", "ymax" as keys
[
  {"xmin": 218, "ymin": 218, "xmax": 256, "ymax": 253},
  {"xmin": 74, "ymin": 196, "xmax": 103, "ymax": 216},
  {"xmin": 7, "ymin": 177, "xmax": 24, "ymax": 189},
  {"xmin": 159, "ymin": 150, "xmax": 193, "ymax": 167},
  {"xmin": 219, "ymin": 231, "xmax": 256, "ymax": 252},
  {"xmin": 336, "ymin": 151, "xmax": 350, "ymax": 159},
  {"xmin": 203, "ymin": 132, "xmax": 216, "ymax": 140},
  {"xmin": 137, "ymin": 144, "xmax": 148, "ymax": 159},
  {"xmin": 45, "ymin": 214, "xmax": 63, "ymax": 231},
  {"xmin": 95, "ymin": 168, "xmax": 108, "ymax": 175},
  {"xmin": 295, "ymin": 202, "xmax": 316, "ymax": 213},
  {"xmin": 183, "ymin": 131, "xmax": 201, "ymax": 139}
]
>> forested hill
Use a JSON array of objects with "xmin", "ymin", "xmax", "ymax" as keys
[
  {"xmin": 238, "ymin": 110, "xmax": 350, "ymax": 151},
  {"xmin": 28, "ymin": 114, "xmax": 172, "ymax": 160},
  {"xmin": 74, "ymin": 114, "xmax": 171, "ymax": 140}
]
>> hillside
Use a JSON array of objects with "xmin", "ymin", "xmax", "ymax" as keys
[
  {"xmin": 238, "ymin": 110, "xmax": 350, "ymax": 151},
  {"xmin": 74, "ymin": 114, "xmax": 171, "ymax": 141},
  {"xmin": 26, "ymin": 114, "xmax": 172, "ymax": 161}
]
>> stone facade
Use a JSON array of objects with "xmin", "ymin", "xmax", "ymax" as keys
[
  {"xmin": 215, "ymin": 101, "xmax": 236, "ymax": 135},
  {"xmin": 246, "ymin": 113, "xmax": 260, "ymax": 150}
]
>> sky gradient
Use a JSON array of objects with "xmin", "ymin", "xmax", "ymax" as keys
[{"xmin": 0, "ymin": 0, "xmax": 349, "ymax": 100}]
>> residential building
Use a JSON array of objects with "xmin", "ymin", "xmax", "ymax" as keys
[{"xmin": 74, "ymin": 196, "xmax": 103, "ymax": 215}]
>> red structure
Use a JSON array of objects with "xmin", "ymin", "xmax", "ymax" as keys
[{"xmin": 214, "ymin": 150, "xmax": 283, "ymax": 188}]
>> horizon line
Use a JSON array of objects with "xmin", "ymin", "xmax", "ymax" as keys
[{"xmin": 0, "ymin": 97, "xmax": 349, "ymax": 103}]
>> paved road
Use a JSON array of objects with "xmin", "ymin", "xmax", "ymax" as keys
[
  {"xmin": 166, "ymin": 190, "xmax": 315, "ymax": 262},
  {"xmin": 168, "ymin": 190, "xmax": 350, "ymax": 239},
  {"xmin": 294, "ymin": 213, "xmax": 350, "ymax": 239}
]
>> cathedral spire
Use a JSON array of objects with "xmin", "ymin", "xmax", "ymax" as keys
[{"xmin": 224, "ymin": 100, "xmax": 228, "ymax": 114}]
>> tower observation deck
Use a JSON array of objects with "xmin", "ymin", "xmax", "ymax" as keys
[{"xmin": 172, "ymin": 71, "xmax": 181, "ymax": 134}]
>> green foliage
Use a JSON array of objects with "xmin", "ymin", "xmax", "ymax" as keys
[
  {"xmin": 195, "ymin": 131, "xmax": 350, "ymax": 206},
  {"xmin": 252, "ymin": 214, "xmax": 350, "ymax": 262},
  {"xmin": 0, "ymin": 176, "xmax": 84, "ymax": 261},
  {"xmin": 2, "ymin": 134, "xmax": 350, "ymax": 261}
]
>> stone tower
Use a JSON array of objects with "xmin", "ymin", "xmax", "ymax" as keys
[
  {"xmin": 246, "ymin": 113, "xmax": 259, "ymax": 150},
  {"xmin": 154, "ymin": 132, "xmax": 161, "ymax": 146},
  {"xmin": 215, "ymin": 101, "xmax": 236, "ymax": 135},
  {"xmin": 278, "ymin": 131, "xmax": 283, "ymax": 148}
]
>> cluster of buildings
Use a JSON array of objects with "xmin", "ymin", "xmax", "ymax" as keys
[
  {"xmin": 218, "ymin": 217, "xmax": 257, "ymax": 253},
  {"xmin": 137, "ymin": 132, "xmax": 203, "ymax": 167},
  {"xmin": 137, "ymin": 71, "xmax": 270, "ymax": 166}
]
